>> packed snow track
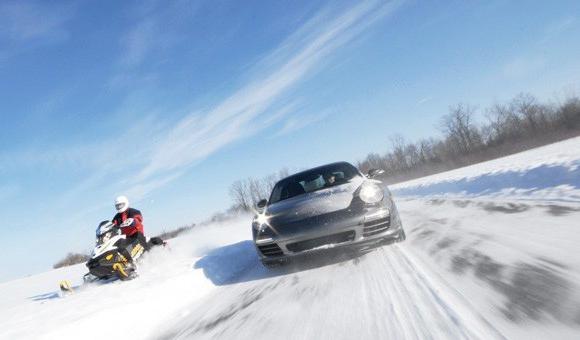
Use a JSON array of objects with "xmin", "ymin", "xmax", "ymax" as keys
[{"xmin": 155, "ymin": 244, "xmax": 502, "ymax": 340}]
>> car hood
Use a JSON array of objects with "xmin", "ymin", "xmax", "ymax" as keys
[{"xmin": 265, "ymin": 177, "xmax": 366, "ymax": 237}]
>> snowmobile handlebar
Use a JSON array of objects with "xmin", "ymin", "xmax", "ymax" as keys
[{"xmin": 120, "ymin": 218, "xmax": 135, "ymax": 228}]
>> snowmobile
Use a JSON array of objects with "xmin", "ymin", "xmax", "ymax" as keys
[{"xmin": 59, "ymin": 219, "xmax": 165, "ymax": 292}]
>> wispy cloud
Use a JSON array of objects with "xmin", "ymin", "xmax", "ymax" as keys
[
  {"xmin": 124, "ymin": 171, "xmax": 184, "ymax": 202},
  {"xmin": 0, "ymin": 0, "xmax": 74, "ymax": 59},
  {"xmin": 417, "ymin": 96, "xmax": 434, "ymax": 106},
  {"xmin": 132, "ymin": 1, "xmax": 401, "ymax": 190},
  {"xmin": 539, "ymin": 16, "xmax": 576, "ymax": 45},
  {"xmin": 0, "ymin": 114, "xmax": 162, "ymax": 174},
  {"xmin": 274, "ymin": 111, "xmax": 330, "ymax": 137},
  {"xmin": 496, "ymin": 16, "xmax": 576, "ymax": 83},
  {"xmin": 118, "ymin": 0, "xmax": 200, "ymax": 69},
  {"xmin": 4, "ymin": 1, "xmax": 402, "ymax": 207},
  {"xmin": 501, "ymin": 55, "xmax": 545, "ymax": 79},
  {"xmin": 120, "ymin": 18, "xmax": 158, "ymax": 68}
]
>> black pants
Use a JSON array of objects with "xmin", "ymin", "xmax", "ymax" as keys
[
  {"xmin": 117, "ymin": 232, "xmax": 150, "ymax": 262},
  {"xmin": 129, "ymin": 232, "xmax": 151, "ymax": 251}
]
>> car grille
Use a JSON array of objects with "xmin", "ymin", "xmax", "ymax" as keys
[
  {"xmin": 286, "ymin": 231, "xmax": 356, "ymax": 253},
  {"xmin": 363, "ymin": 216, "xmax": 391, "ymax": 237},
  {"xmin": 257, "ymin": 243, "xmax": 284, "ymax": 257}
]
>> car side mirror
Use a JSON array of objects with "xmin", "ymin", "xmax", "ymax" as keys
[
  {"xmin": 256, "ymin": 199, "xmax": 268, "ymax": 209},
  {"xmin": 367, "ymin": 168, "xmax": 385, "ymax": 178}
]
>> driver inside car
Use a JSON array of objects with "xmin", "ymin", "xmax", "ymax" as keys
[{"xmin": 324, "ymin": 173, "xmax": 337, "ymax": 187}]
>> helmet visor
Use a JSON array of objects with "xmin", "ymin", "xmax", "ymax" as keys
[{"xmin": 115, "ymin": 202, "xmax": 126, "ymax": 211}]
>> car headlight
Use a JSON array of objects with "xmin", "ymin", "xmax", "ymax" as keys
[
  {"xmin": 253, "ymin": 213, "xmax": 268, "ymax": 227},
  {"xmin": 359, "ymin": 183, "xmax": 384, "ymax": 204},
  {"xmin": 253, "ymin": 213, "xmax": 276, "ymax": 240},
  {"xmin": 255, "ymin": 224, "xmax": 276, "ymax": 241}
]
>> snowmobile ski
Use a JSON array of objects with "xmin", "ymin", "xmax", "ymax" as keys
[{"xmin": 59, "ymin": 280, "xmax": 73, "ymax": 293}]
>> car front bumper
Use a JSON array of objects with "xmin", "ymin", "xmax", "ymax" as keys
[{"xmin": 253, "ymin": 205, "xmax": 403, "ymax": 262}]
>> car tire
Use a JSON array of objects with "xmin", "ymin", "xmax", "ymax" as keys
[
  {"xmin": 396, "ymin": 229, "xmax": 406, "ymax": 242},
  {"xmin": 261, "ymin": 259, "xmax": 284, "ymax": 268}
]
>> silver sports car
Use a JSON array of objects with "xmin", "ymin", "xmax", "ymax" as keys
[{"xmin": 252, "ymin": 161, "xmax": 405, "ymax": 267}]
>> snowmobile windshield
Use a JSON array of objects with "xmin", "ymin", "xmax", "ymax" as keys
[
  {"xmin": 96, "ymin": 231, "xmax": 113, "ymax": 246},
  {"xmin": 96, "ymin": 221, "xmax": 115, "ymax": 237},
  {"xmin": 96, "ymin": 228, "xmax": 120, "ymax": 246}
]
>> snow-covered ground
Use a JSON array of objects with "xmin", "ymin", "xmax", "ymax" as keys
[
  {"xmin": 1, "ymin": 138, "xmax": 579, "ymax": 340},
  {"xmin": 391, "ymin": 136, "xmax": 580, "ymax": 202},
  {"xmin": 0, "ymin": 218, "xmax": 253, "ymax": 339}
]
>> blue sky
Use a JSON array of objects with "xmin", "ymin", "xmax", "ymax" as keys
[{"xmin": 1, "ymin": 0, "xmax": 579, "ymax": 281}]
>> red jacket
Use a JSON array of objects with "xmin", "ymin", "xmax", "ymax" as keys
[{"xmin": 112, "ymin": 208, "xmax": 144, "ymax": 236}]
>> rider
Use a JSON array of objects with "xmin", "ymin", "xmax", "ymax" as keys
[{"xmin": 112, "ymin": 196, "xmax": 150, "ymax": 262}]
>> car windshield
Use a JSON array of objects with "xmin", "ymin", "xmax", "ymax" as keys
[{"xmin": 269, "ymin": 163, "xmax": 360, "ymax": 204}]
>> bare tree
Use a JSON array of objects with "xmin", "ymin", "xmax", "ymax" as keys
[
  {"xmin": 248, "ymin": 178, "xmax": 265, "ymax": 206},
  {"xmin": 511, "ymin": 93, "xmax": 549, "ymax": 133},
  {"xmin": 229, "ymin": 180, "xmax": 251, "ymax": 211},
  {"xmin": 486, "ymin": 102, "xmax": 516, "ymax": 143},
  {"xmin": 228, "ymin": 169, "xmax": 290, "ymax": 211},
  {"xmin": 417, "ymin": 139, "xmax": 433, "ymax": 163},
  {"xmin": 359, "ymin": 152, "xmax": 384, "ymax": 173},
  {"xmin": 404, "ymin": 143, "xmax": 420, "ymax": 168},
  {"xmin": 557, "ymin": 96, "xmax": 580, "ymax": 129},
  {"xmin": 440, "ymin": 104, "xmax": 482, "ymax": 154},
  {"xmin": 390, "ymin": 135, "xmax": 408, "ymax": 171}
]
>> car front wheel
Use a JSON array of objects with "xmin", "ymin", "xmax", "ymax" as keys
[
  {"xmin": 396, "ymin": 229, "xmax": 406, "ymax": 242},
  {"xmin": 261, "ymin": 259, "xmax": 285, "ymax": 268}
]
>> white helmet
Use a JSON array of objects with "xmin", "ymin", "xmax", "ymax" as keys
[{"xmin": 114, "ymin": 195, "xmax": 129, "ymax": 213}]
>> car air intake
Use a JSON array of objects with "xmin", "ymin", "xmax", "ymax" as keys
[
  {"xmin": 363, "ymin": 216, "xmax": 391, "ymax": 237},
  {"xmin": 286, "ymin": 231, "xmax": 355, "ymax": 253},
  {"xmin": 257, "ymin": 243, "xmax": 284, "ymax": 257}
]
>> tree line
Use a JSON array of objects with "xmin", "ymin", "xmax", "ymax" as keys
[
  {"xmin": 228, "ymin": 169, "xmax": 290, "ymax": 212},
  {"xmin": 357, "ymin": 93, "xmax": 580, "ymax": 183},
  {"xmin": 228, "ymin": 92, "xmax": 580, "ymax": 211}
]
